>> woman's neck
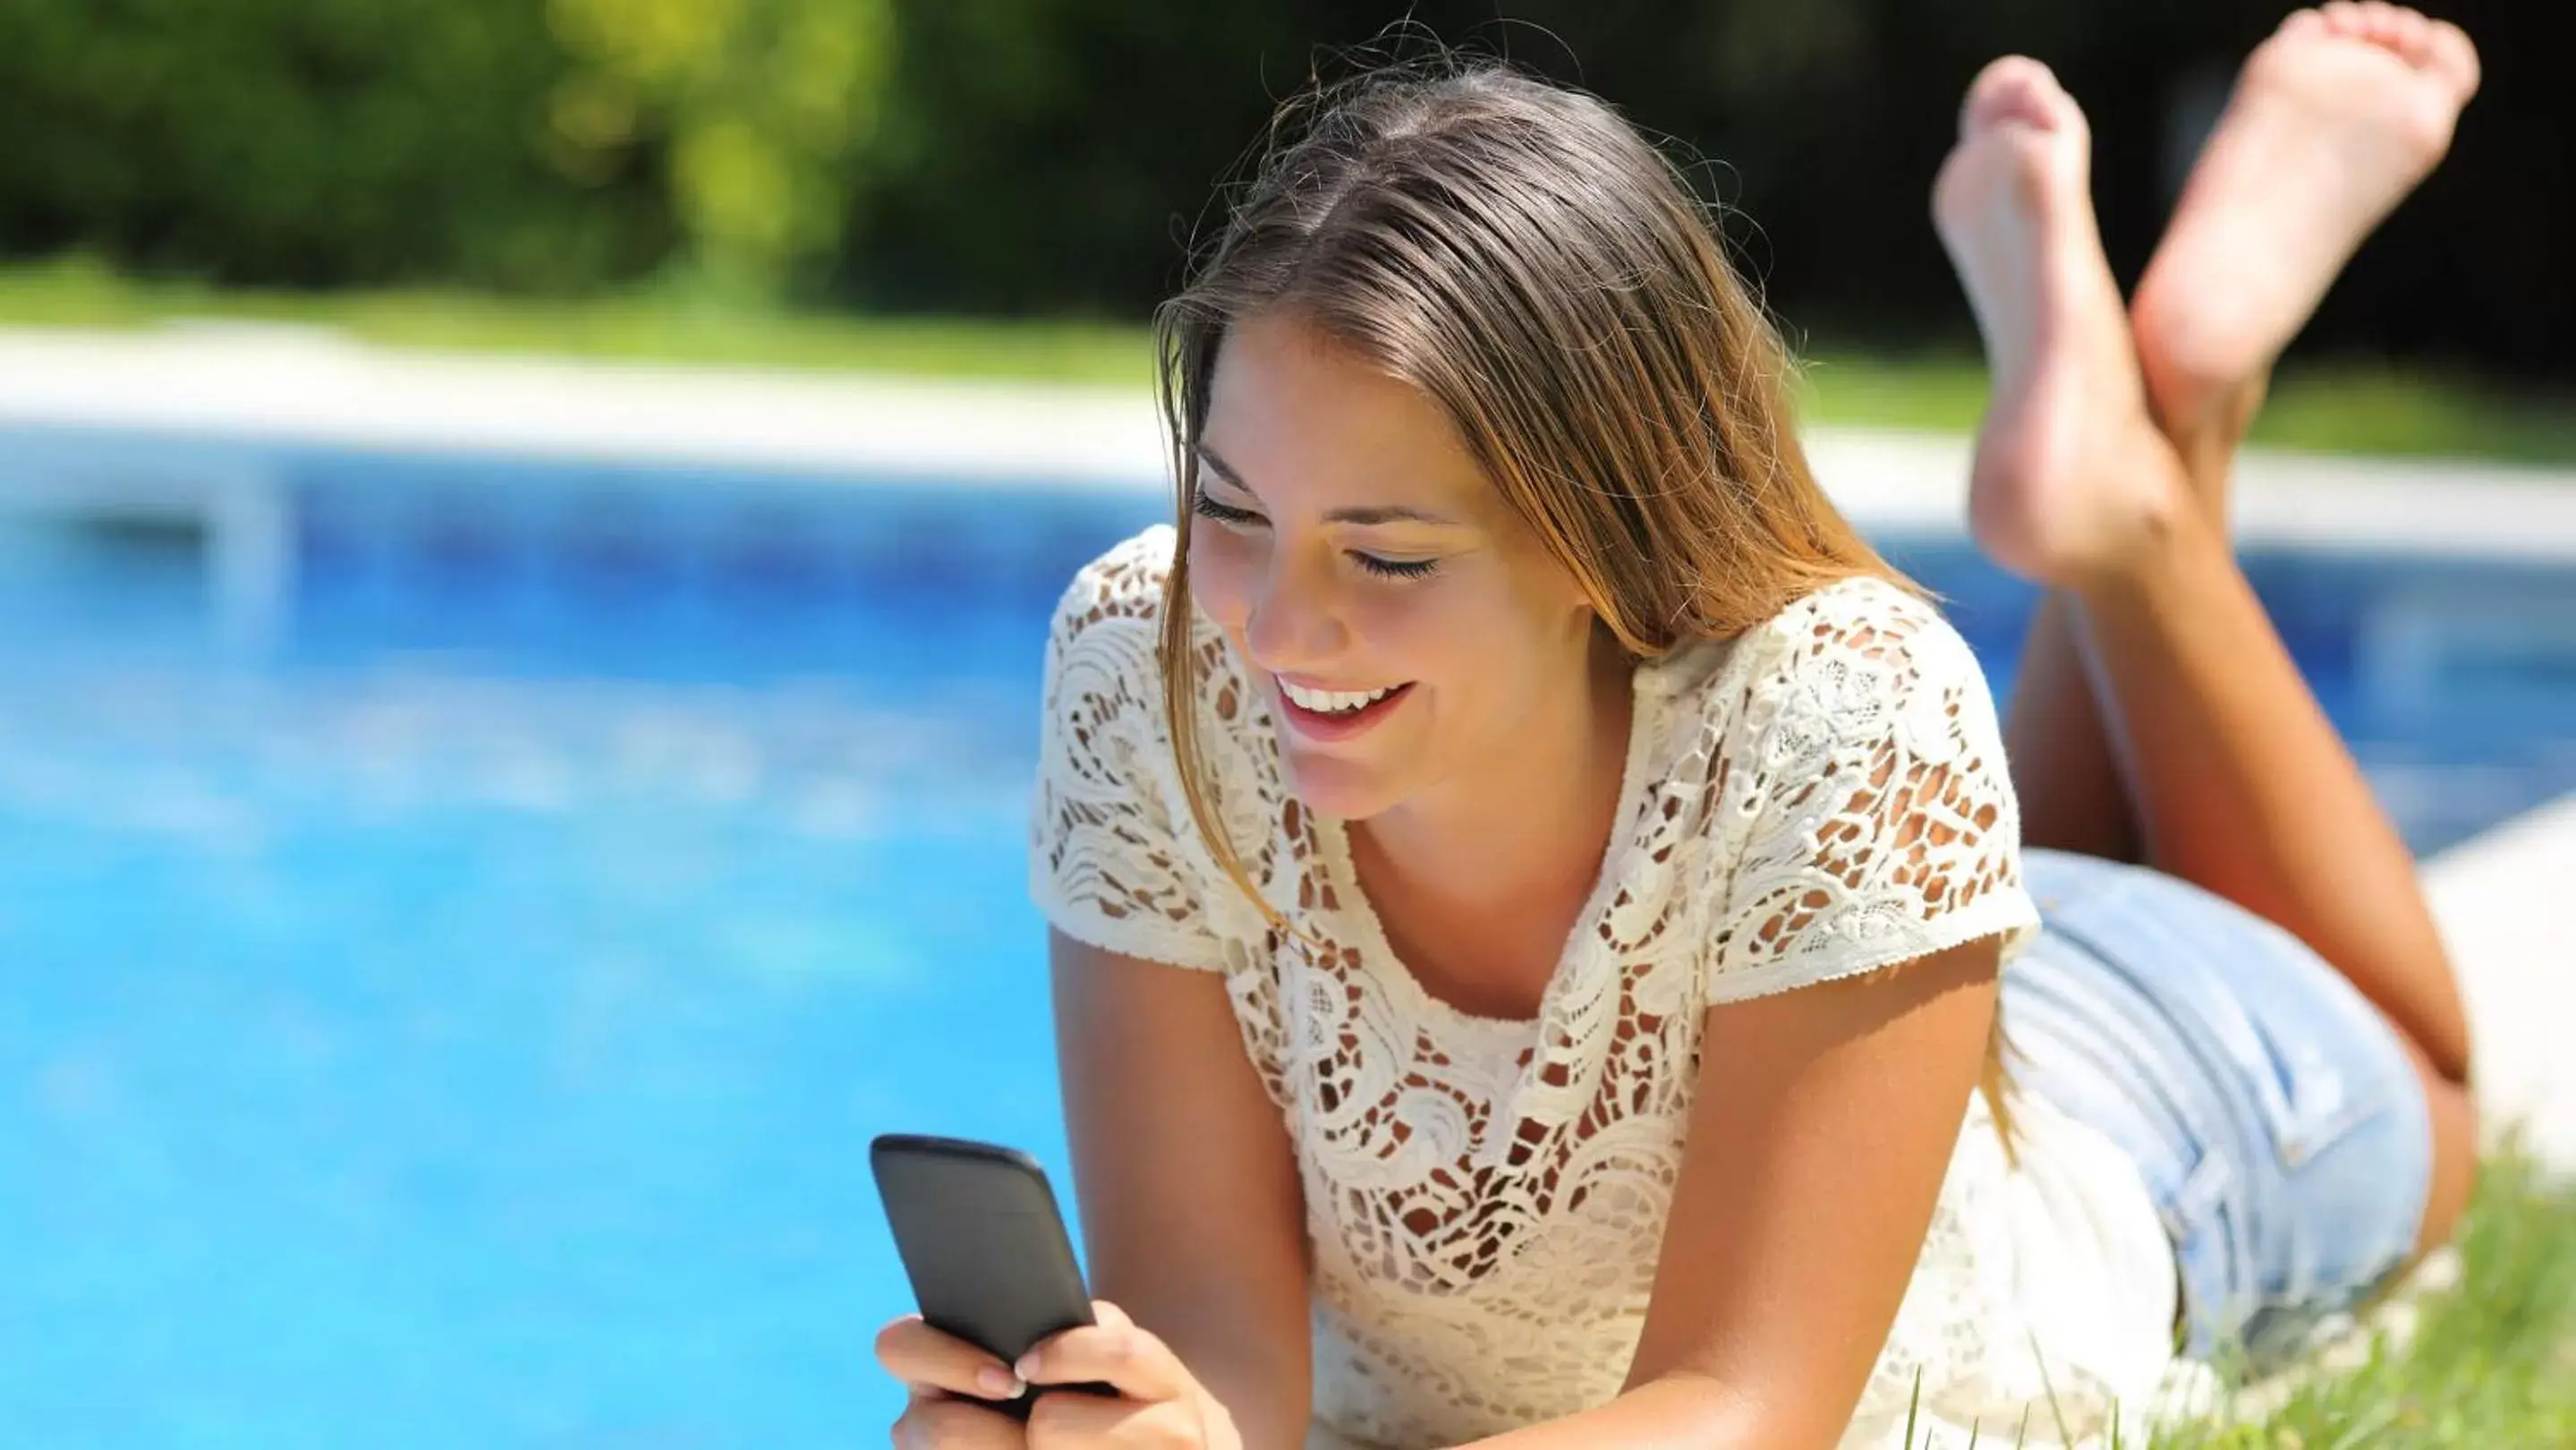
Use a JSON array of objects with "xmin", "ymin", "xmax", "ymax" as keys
[{"xmin": 1355, "ymin": 635, "xmax": 1638, "ymax": 917}]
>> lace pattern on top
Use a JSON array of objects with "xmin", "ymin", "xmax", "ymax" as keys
[{"xmin": 1033, "ymin": 528, "xmax": 2062, "ymax": 1449}]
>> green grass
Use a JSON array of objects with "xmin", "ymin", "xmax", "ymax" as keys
[
  {"xmin": 1898, "ymin": 1146, "xmax": 2576, "ymax": 1447},
  {"xmin": 2161, "ymin": 1148, "xmax": 2576, "ymax": 1448},
  {"xmin": 4, "ymin": 255, "xmax": 2574, "ymax": 466},
  {"xmin": 0, "ymin": 256, "xmax": 1156, "ymax": 388},
  {"xmin": 1794, "ymin": 352, "xmax": 2576, "ymax": 470}
]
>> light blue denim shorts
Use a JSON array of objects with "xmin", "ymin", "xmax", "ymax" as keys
[{"xmin": 2000, "ymin": 849, "xmax": 2434, "ymax": 1372}]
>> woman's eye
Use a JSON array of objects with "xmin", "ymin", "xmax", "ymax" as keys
[
  {"xmin": 1191, "ymin": 493, "xmax": 1265, "ymax": 528},
  {"xmin": 1353, "ymin": 553, "xmax": 1440, "ymax": 580},
  {"xmin": 1190, "ymin": 490, "xmax": 1433, "ymax": 578}
]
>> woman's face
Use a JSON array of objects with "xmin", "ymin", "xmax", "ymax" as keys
[{"xmin": 1187, "ymin": 310, "xmax": 1602, "ymax": 822}]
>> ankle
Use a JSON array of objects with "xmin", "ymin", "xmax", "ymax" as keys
[
  {"xmin": 2130, "ymin": 281, "xmax": 2271, "ymax": 451},
  {"xmin": 2165, "ymin": 416, "xmax": 2245, "ymax": 508},
  {"xmin": 2147, "ymin": 367, "xmax": 2266, "ymax": 497},
  {"xmin": 2060, "ymin": 462, "xmax": 2199, "ymax": 596}
]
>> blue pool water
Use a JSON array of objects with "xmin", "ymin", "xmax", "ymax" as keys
[{"xmin": 5, "ymin": 443, "xmax": 2575, "ymax": 1448}]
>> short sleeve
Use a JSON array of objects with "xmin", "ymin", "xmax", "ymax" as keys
[
  {"xmin": 1700, "ymin": 579, "xmax": 2040, "ymax": 1007},
  {"xmin": 1029, "ymin": 529, "xmax": 1229, "ymax": 973}
]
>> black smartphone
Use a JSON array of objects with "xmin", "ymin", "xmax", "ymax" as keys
[{"xmin": 870, "ymin": 1132, "xmax": 1114, "ymax": 1420}]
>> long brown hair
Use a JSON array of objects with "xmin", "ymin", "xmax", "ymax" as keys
[{"xmin": 1149, "ymin": 55, "xmax": 2019, "ymax": 1156}]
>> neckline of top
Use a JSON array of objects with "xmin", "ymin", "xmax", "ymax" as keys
[{"xmin": 1314, "ymin": 645, "xmax": 1692, "ymax": 1040}]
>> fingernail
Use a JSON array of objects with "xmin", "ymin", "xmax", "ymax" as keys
[
  {"xmin": 977, "ymin": 1366, "xmax": 1023, "ymax": 1398},
  {"xmin": 1013, "ymin": 1352, "xmax": 1040, "ymax": 1381}
]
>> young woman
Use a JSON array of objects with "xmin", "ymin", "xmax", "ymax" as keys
[{"xmin": 877, "ymin": 6, "xmax": 2483, "ymax": 1446}]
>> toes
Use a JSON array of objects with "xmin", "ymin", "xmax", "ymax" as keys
[
  {"xmin": 2358, "ymin": 2, "xmax": 2401, "ymax": 44},
  {"xmin": 1961, "ymin": 55, "xmax": 2072, "ymax": 138},
  {"xmin": 2279, "ymin": 7, "xmax": 2334, "ymax": 41},
  {"xmin": 2427, "ymin": 19, "xmax": 2483, "ymax": 95},
  {"xmin": 2383, "ymin": 5, "xmax": 2436, "ymax": 61},
  {"xmin": 2291, "ymin": 1, "xmax": 2478, "ymax": 95}
]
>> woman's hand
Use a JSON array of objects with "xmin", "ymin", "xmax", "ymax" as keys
[
  {"xmin": 879, "ymin": 1301, "xmax": 1238, "ymax": 1449},
  {"xmin": 877, "ymin": 1309, "xmax": 1029, "ymax": 1449}
]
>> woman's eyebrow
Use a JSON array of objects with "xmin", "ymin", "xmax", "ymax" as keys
[
  {"xmin": 1196, "ymin": 445, "xmax": 1462, "ymax": 527},
  {"xmin": 1326, "ymin": 503, "xmax": 1459, "ymax": 526}
]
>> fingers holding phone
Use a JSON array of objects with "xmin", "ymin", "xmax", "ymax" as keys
[
  {"xmin": 879, "ymin": 1300, "xmax": 1231, "ymax": 1449},
  {"xmin": 889, "ymin": 1391, "xmax": 1025, "ymax": 1450},
  {"xmin": 871, "ymin": 1136, "xmax": 1236, "ymax": 1447},
  {"xmin": 1016, "ymin": 1300, "xmax": 1229, "ymax": 1446},
  {"xmin": 879, "ymin": 1313, "xmax": 1029, "ymax": 1448},
  {"xmin": 1016, "ymin": 1301, "xmax": 1185, "ymax": 1402},
  {"xmin": 877, "ymin": 1310, "xmax": 1030, "ymax": 1401}
]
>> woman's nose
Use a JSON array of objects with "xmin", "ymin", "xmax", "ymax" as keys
[{"xmin": 1243, "ymin": 548, "xmax": 1346, "ymax": 671}]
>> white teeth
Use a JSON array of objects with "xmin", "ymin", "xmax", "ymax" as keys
[{"xmin": 1280, "ymin": 679, "xmax": 1400, "ymax": 714}]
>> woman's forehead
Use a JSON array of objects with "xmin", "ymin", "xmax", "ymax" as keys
[{"xmin": 1203, "ymin": 313, "xmax": 1493, "ymax": 518}]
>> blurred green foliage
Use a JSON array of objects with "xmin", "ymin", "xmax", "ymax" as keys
[
  {"xmin": 546, "ymin": 0, "xmax": 893, "ymax": 294},
  {"xmin": 0, "ymin": 0, "xmax": 2561, "ymax": 379},
  {"xmin": 0, "ymin": 0, "xmax": 891, "ymax": 296},
  {"xmin": 0, "ymin": 0, "xmax": 653, "ymax": 289}
]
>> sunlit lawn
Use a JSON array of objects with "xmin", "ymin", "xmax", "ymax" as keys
[
  {"xmin": 6, "ymin": 256, "xmax": 2575, "ymax": 466},
  {"xmin": 2124, "ymin": 1149, "xmax": 2574, "ymax": 1448},
  {"xmin": 1792, "ymin": 353, "xmax": 2576, "ymax": 471}
]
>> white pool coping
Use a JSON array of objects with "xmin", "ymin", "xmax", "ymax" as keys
[
  {"xmin": 7, "ymin": 322, "xmax": 2576, "ymax": 560},
  {"xmin": 4, "ymin": 321, "xmax": 2572, "ymax": 1171},
  {"xmin": 0, "ymin": 323, "xmax": 1170, "ymax": 490},
  {"xmin": 2424, "ymin": 794, "xmax": 2576, "ymax": 1170}
]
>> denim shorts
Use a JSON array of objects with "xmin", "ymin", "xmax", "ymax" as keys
[{"xmin": 1999, "ymin": 849, "xmax": 2434, "ymax": 1373}]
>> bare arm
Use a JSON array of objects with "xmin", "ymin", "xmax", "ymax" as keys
[
  {"xmin": 1051, "ymin": 929, "xmax": 1314, "ymax": 1450},
  {"xmin": 1454, "ymin": 935, "xmax": 2004, "ymax": 1450}
]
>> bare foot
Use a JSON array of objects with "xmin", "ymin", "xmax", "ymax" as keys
[
  {"xmin": 1934, "ymin": 58, "xmax": 2184, "ymax": 585},
  {"xmin": 2131, "ymin": 4, "xmax": 2481, "ymax": 454}
]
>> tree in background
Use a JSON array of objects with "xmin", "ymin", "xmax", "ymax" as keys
[
  {"xmin": 546, "ymin": 0, "xmax": 896, "ymax": 299},
  {"xmin": 0, "ymin": 0, "xmax": 647, "ymax": 290},
  {"xmin": 0, "ymin": 0, "xmax": 2558, "ymax": 375}
]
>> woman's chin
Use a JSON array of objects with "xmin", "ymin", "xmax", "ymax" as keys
[{"xmin": 1279, "ymin": 746, "xmax": 1402, "ymax": 822}]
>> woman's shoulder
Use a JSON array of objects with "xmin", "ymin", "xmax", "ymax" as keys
[
  {"xmin": 1044, "ymin": 524, "xmax": 1255, "ymax": 710},
  {"xmin": 1758, "ymin": 572, "xmax": 1988, "ymax": 717},
  {"xmin": 1749, "ymin": 571, "xmax": 1964, "ymax": 664},
  {"xmin": 1654, "ymin": 572, "xmax": 1978, "ymax": 718},
  {"xmin": 1640, "ymin": 571, "xmax": 2002, "ymax": 830},
  {"xmin": 1030, "ymin": 525, "xmax": 1244, "ymax": 977},
  {"xmin": 1048, "ymin": 525, "xmax": 1181, "ymax": 646},
  {"xmin": 1659, "ymin": 574, "xmax": 2036, "ymax": 1000},
  {"xmin": 1042, "ymin": 525, "xmax": 1201, "ymax": 713},
  {"xmin": 1031, "ymin": 525, "xmax": 1283, "ymax": 977},
  {"xmin": 1040, "ymin": 524, "xmax": 1269, "ymax": 784}
]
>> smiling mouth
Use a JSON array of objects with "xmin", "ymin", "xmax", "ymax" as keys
[
  {"xmin": 1272, "ymin": 678, "xmax": 1416, "ymax": 739},
  {"xmin": 1276, "ymin": 678, "xmax": 1407, "ymax": 714}
]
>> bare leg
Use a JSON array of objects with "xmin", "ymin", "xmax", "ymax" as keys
[
  {"xmin": 1932, "ymin": 58, "xmax": 2473, "ymax": 1256},
  {"xmin": 2132, "ymin": 2, "xmax": 2481, "ymax": 465},
  {"xmin": 1999, "ymin": 568, "xmax": 2140, "ymax": 863},
  {"xmin": 1933, "ymin": 63, "xmax": 2146, "ymax": 863},
  {"xmin": 1992, "ymin": 5, "xmax": 2480, "ymax": 865}
]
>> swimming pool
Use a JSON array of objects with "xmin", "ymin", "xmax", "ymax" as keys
[{"xmin": 5, "ymin": 442, "xmax": 2574, "ymax": 1448}]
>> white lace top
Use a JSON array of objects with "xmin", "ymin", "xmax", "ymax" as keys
[{"xmin": 1032, "ymin": 527, "xmax": 2187, "ymax": 1449}]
